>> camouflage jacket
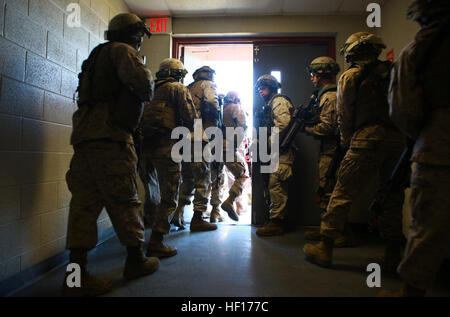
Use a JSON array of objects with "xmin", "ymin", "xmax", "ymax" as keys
[
  {"xmin": 268, "ymin": 94, "xmax": 295, "ymax": 163},
  {"xmin": 188, "ymin": 79, "xmax": 220, "ymax": 129},
  {"xmin": 337, "ymin": 61, "xmax": 403, "ymax": 149},
  {"xmin": 390, "ymin": 23, "xmax": 450, "ymax": 165},
  {"xmin": 305, "ymin": 87, "xmax": 339, "ymax": 155},
  {"xmin": 71, "ymin": 42, "xmax": 154, "ymax": 145},
  {"xmin": 141, "ymin": 80, "xmax": 198, "ymax": 137}
]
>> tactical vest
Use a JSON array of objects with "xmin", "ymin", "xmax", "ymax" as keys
[
  {"xmin": 140, "ymin": 80, "xmax": 180, "ymax": 138},
  {"xmin": 268, "ymin": 94, "xmax": 294, "ymax": 127},
  {"xmin": 354, "ymin": 61, "xmax": 397, "ymax": 131},
  {"xmin": 188, "ymin": 79, "xmax": 220, "ymax": 128}
]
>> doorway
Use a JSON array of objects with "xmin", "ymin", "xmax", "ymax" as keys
[
  {"xmin": 174, "ymin": 37, "xmax": 336, "ymax": 228},
  {"xmin": 179, "ymin": 43, "xmax": 254, "ymax": 225}
]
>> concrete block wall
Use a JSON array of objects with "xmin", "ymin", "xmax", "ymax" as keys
[{"xmin": 0, "ymin": 0, "xmax": 128, "ymax": 284}]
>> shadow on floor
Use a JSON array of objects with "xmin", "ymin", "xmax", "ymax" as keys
[{"xmin": 12, "ymin": 226, "xmax": 450, "ymax": 297}]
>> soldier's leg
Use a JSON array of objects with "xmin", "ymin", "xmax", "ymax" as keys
[
  {"xmin": 305, "ymin": 155, "xmax": 333, "ymax": 241},
  {"xmin": 256, "ymin": 163, "xmax": 292, "ymax": 236},
  {"xmin": 304, "ymin": 148, "xmax": 377, "ymax": 267},
  {"xmin": 374, "ymin": 145, "xmax": 406, "ymax": 273},
  {"xmin": 173, "ymin": 162, "xmax": 195, "ymax": 229},
  {"xmin": 210, "ymin": 163, "xmax": 224, "ymax": 223},
  {"xmin": 138, "ymin": 155, "xmax": 160, "ymax": 228},
  {"xmin": 397, "ymin": 164, "xmax": 450, "ymax": 292},
  {"xmin": 221, "ymin": 160, "xmax": 246, "ymax": 221},
  {"xmin": 189, "ymin": 161, "xmax": 217, "ymax": 231},
  {"xmin": 92, "ymin": 142, "xmax": 159, "ymax": 280},
  {"xmin": 147, "ymin": 157, "xmax": 180, "ymax": 258}
]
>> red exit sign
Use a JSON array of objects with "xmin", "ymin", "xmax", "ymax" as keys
[{"xmin": 146, "ymin": 17, "xmax": 169, "ymax": 33}]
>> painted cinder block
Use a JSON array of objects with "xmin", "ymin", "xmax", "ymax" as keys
[
  {"xmin": 60, "ymin": 68, "xmax": 78, "ymax": 98},
  {"xmin": 25, "ymin": 52, "xmax": 62, "ymax": 94},
  {"xmin": 4, "ymin": 5, "xmax": 47, "ymax": 57},
  {"xmin": 0, "ymin": 77, "xmax": 44, "ymax": 119},
  {"xmin": 0, "ymin": 37, "xmax": 27, "ymax": 81},
  {"xmin": 21, "ymin": 182, "xmax": 58, "ymax": 218},
  {"xmin": 47, "ymin": 31, "xmax": 78, "ymax": 72},
  {"xmin": 0, "ymin": 113, "xmax": 22, "ymax": 151},
  {"xmin": 43, "ymin": 91, "xmax": 75, "ymax": 126},
  {"xmin": 0, "ymin": 186, "xmax": 21, "ymax": 226},
  {"xmin": 29, "ymin": 0, "xmax": 64, "ymax": 36},
  {"xmin": 40, "ymin": 208, "xmax": 67, "ymax": 244}
]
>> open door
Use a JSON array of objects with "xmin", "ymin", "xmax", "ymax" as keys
[{"xmin": 251, "ymin": 40, "xmax": 334, "ymax": 227}]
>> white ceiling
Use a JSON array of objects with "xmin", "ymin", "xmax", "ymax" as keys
[{"xmin": 125, "ymin": 0, "xmax": 387, "ymax": 17}]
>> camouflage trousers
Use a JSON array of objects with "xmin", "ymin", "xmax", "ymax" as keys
[
  {"xmin": 66, "ymin": 140, "xmax": 144, "ymax": 250},
  {"xmin": 210, "ymin": 153, "xmax": 247, "ymax": 207},
  {"xmin": 141, "ymin": 145, "xmax": 182, "ymax": 235},
  {"xmin": 138, "ymin": 156, "xmax": 160, "ymax": 227},
  {"xmin": 179, "ymin": 160, "xmax": 211, "ymax": 214},
  {"xmin": 398, "ymin": 163, "xmax": 450, "ymax": 290},
  {"xmin": 320, "ymin": 142, "xmax": 405, "ymax": 241},
  {"xmin": 210, "ymin": 162, "xmax": 225, "ymax": 207},
  {"xmin": 269, "ymin": 161, "xmax": 293, "ymax": 221},
  {"xmin": 318, "ymin": 153, "xmax": 339, "ymax": 211}
]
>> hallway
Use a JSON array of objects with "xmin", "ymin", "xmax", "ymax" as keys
[{"xmin": 12, "ymin": 226, "xmax": 450, "ymax": 297}]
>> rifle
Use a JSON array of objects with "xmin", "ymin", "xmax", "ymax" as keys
[
  {"xmin": 280, "ymin": 91, "xmax": 319, "ymax": 153},
  {"xmin": 369, "ymin": 138, "xmax": 415, "ymax": 217}
]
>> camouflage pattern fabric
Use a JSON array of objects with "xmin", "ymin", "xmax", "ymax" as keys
[
  {"xmin": 66, "ymin": 141, "xmax": 144, "ymax": 249},
  {"xmin": 390, "ymin": 23, "xmax": 450, "ymax": 290}
]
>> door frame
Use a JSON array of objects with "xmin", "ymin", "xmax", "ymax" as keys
[
  {"xmin": 173, "ymin": 36, "xmax": 336, "ymax": 225},
  {"xmin": 172, "ymin": 36, "xmax": 336, "ymax": 60}
]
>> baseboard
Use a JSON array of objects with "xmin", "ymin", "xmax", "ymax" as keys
[{"xmin": 0, "ymin": 227, "xmax": 116, "ymax": 297}]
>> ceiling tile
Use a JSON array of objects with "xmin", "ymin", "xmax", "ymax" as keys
[
  {"xmin": 339, "ymin": 0, "xmax": 386, "ymax": 13},
  {"xmin": 125, "ymin": 0, "xmax": 170, "ymax": 16},
  {"xmin": 283, "ymin": 0, "xmax": 342, "ymax": 14},
  {"xmin": 166, "ymin": 0, "xmax": 228, "ymax": 16},
  {"xmin": 225, "ymin": 0, "xmax": 283, "ymax": 15}
]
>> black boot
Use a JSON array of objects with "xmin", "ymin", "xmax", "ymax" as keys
[
  {"xmin": 124, "ymin": 243, "xmax": 160, "ymax": 280},
  {"xmin": 62, "ymin": 249, "xmax": 113, "ymax": 297}
]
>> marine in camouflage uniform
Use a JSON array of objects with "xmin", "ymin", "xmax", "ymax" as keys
[
  {"xmin": 64, "ymin": 13, "xmax": 159, "ymax": 296},
  {"xmin": 209, "ymin": 91, "xmax": 248, "ymax": 223},
  {"xmin": 173, "ymin": 66, "xmax": 220, "ymax": 232},
  {"xmin": 304, "ymin": 32, "xmax": 406, "ymax": 269},
  {"xmin": 255, "ymin": 75, "xmax": 295, "ymax": 236},
  {"xmin": 302, "ymin": 57, "xmax": 354, "ymax": 247},
  {"xmin": 378, "ymin": 0, "xmax": 450, "ymax": 297},
  {"xmin": 140, "ymin": 58, "xmax": 198, "ymax": 257}
]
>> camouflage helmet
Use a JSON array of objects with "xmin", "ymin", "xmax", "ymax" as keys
[
  {"xmin": 407, "ymin": 0, "xmax": 450, "ymax": 25},
  {"xmin": 104, "ymin": 13, "xmax": 151, "ymax": 42},
  {"xmin": 156, "ymin": 58, "xmax": 188, "ymax": 79},
  {"xmin": 193, "ymin": 66, "xmax": 216, "ymax": 81},
  {"xmin": 308, "ymin": 56, "xmax": 340, "ymax": 76},
  {"xmin": 340, "ymin": 32, "xmax": 386, "ymax": 59},
  {"xmin": 224, "ymin": 91, "xmax": 240, "ymax": 104},
  {"xmin": 255, "ymin": 74, "xmax": 281, "ymax": 91}
]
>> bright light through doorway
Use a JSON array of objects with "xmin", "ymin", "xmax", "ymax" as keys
[{"xmin": 182, "ymin": 44, "xmax": 253, "ymax": 225}]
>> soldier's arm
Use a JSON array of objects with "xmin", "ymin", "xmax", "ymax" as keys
[
  {"xmin": 305, "ymin": 94, "xmax": 338, "ymax": 137},
  {"xmin": 337, "ymin": 71, "xmax": 358, "ymax": 148},
  {"xmin": 174, "ymin": 85, "xmax": 198, "ymax": 131},
  {"xmin": 202, "ymin": 82, "xmax": 220, "ymax": 113},
  {"xmin": 234, "ymin": 104, "xmax": 248, "ymax": 131},
  {"xmin": 389, "ymin": 45, "xmax": 425, "ymax": 140},
  {"xmin": 110, "ymin": 43, "xmax": 155, "ymax": 102},
  {"xmin": 272, "ymin": 97, "xmax": 293, "ymax": 134}
]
